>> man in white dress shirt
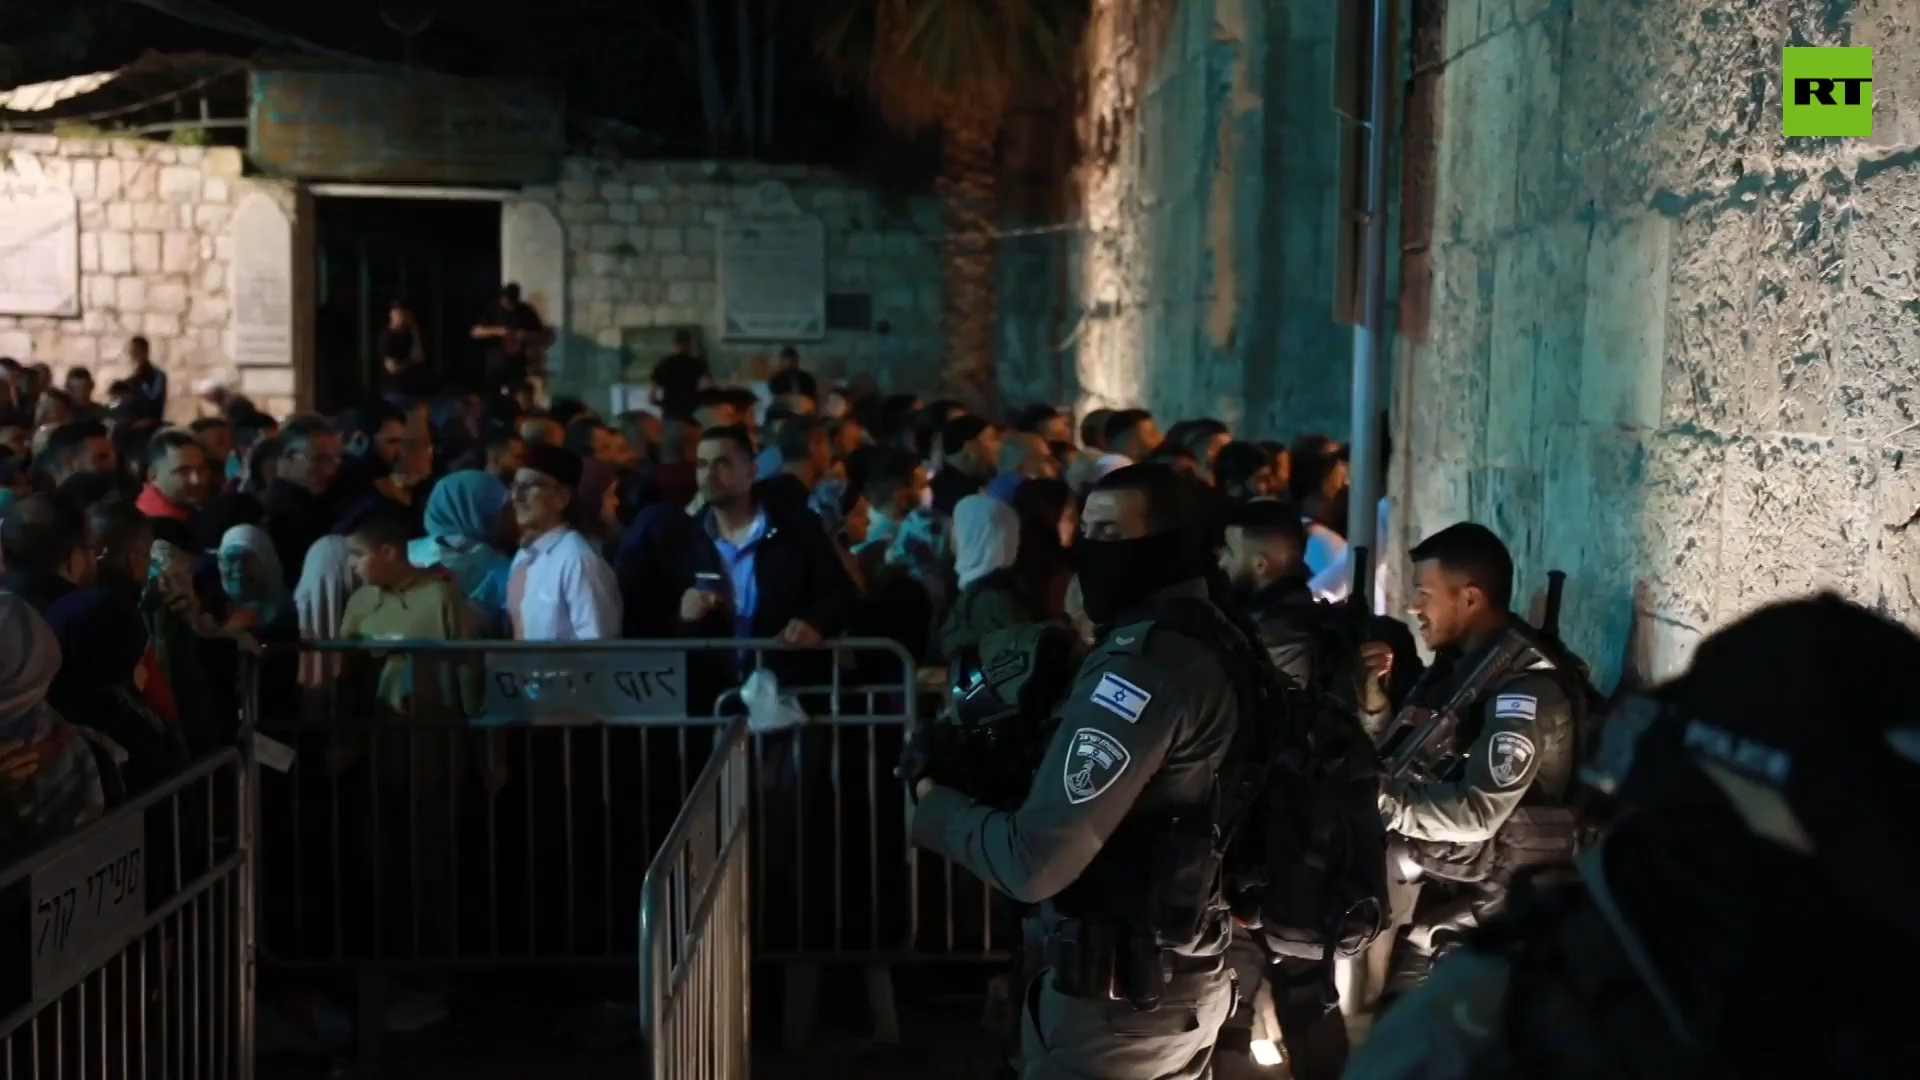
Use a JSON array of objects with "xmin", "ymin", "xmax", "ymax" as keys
[{"xmin": 506, "ymin": 443, "xmax": 622, "ymax": 640}]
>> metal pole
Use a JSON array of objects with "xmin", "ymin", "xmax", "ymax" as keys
[{"xmin": 1346, "ymin": 0, "xmax": 1395, "ymax": 555}]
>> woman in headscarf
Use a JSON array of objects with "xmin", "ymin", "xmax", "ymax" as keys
[
  {"xmin": 408, "ymin": 470, "xmax": 511, "ymax": 636},
  {"xmin": 938, "ymin": 494, "xmax": 1032, "ymax": 662},
  {"xmin": 295, "ymin": 535, "xmax": 358, "ymax": 688},
  {"xmin": 0, "ymin": 592, "xmax": 106, "ymax": 861},
  {"xmin": 219, "ymin": 523, "xmax": 294, "ymax": 635}
]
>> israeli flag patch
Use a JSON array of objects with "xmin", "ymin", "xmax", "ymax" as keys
[
  {"xmin": 1089, "ymin": 673, "xmax": 1152, "ymax": 724},
  {"xmin": 1493, "ymin": 694, "xmax": 1538, "ymax": 720}
]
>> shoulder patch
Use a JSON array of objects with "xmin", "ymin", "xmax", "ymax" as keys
[
  {"xmin": 1487, "ymin": 731, "xmax": 1536, "ymax": 788},
  {"xmin": 981, "ymin": 649, "xmax": 1030, "ymax": 686},
  {"xmin": 1492, "ymin": 694, "xmax": 1537, "ymax": 720},
  {"xmin": 1063, "ymin": 728, "xmax": 1132, "ymax": 804},
  {"xmin": 1089, "ymin": 672, "xmax": 1152, "ymax": 723},
  {"xmin": 1097, "ymin": 620, "xmax": 1155, "ymax": 656}
]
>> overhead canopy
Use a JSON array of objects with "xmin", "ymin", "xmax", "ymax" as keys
[{"xmin": 0, "ymin": 52, "xmax": 250, "ymax": 132}]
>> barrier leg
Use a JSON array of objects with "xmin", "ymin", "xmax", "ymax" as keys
[
  {"xmin": 865, "ymin": 964, "xmax": 900, "ymax": 1044},
  {"xmin": 782, "ymin": 962, "xmax": 820, "ymax": 1053}
]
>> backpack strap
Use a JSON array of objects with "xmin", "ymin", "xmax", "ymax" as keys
[{"xmin": 1137, "ymin": 597, "xmax": 1275, "ymax": 855}]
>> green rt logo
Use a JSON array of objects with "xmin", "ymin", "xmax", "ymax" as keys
[{"xmin": 1783, "ymin": 47, "xmax": 1873, "ymax": 137}]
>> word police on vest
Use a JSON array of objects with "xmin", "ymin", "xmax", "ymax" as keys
[
  {"xmin": 1090, "ymin": 672, "xmax": 1152, "ymax": 723},
  {"xmin": 1064, "ymin": 728, "xmax": 1131, "ymax": 804}
]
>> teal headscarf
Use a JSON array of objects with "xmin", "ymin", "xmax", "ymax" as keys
[
  {"xmin": 409, "ymin": 470, "xmax": 512, "ymax": 630},
  {"xmin": 423, "ymin": 470, "xmax": 509, "ymax": 546}
]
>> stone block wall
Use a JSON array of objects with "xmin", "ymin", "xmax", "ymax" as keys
[
  {"xmin": 1060, "ymin": 0, "xmax": 1356, "ymax": 438},
  {"xmin": 0, "ymin": 135, "xmax": 298, "ymax": 420},
  {"xmin": 1389, "ymin": 0, "xmax": 1920, "ymax": 688},
  {"xmin": 527, "ymin": 159, "xmax": 946, "ymax": 399}
]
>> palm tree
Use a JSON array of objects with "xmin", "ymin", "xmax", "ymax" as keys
[{"xmin": 818, "ymin": 0, "xmax": 1086, "ymax": 410}]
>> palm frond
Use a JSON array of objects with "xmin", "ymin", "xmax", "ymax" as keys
[{"xmin": 815, "ymin": 0, "xmax": 1090, "ymax": 134}]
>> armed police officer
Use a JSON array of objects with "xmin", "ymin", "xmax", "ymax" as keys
[
  {"xmin": 907, "ymin": 464, "xmax": 1249, "ymax": 1080},
  {"xmin": 1366, "ymin": 523, "xmax": 1582, "ymax": 1005},
  {"xmin": 1345, "ymin": 594, "xmax": 1920, "ymax": 1079}
]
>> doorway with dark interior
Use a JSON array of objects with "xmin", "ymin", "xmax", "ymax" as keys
[{"xmin": 313, "ymin": 196, "xmax": 503, "ymax": 414}]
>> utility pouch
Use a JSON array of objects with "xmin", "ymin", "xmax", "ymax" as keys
[
  {"xmin": 1145, "ymin": 815, "xmax": 1223, "ymax": 946},
  {"xmin": 1045, "ymin": 918, "xmax": 1119, "ymax": 1001},
  {"xmin": 1113, "ymin": 925, "xmax": 1172, "ymax": 1012}
]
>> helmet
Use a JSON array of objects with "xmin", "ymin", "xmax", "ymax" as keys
[{"xmin": 1584, "ymin": 593, "xmax": 1920, "ymax": 941}]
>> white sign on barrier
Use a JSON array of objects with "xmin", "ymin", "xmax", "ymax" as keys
[
  {"xmin": 30, "ymin": 812, "xmax": 146, "ymax": 998},
  {"xmin": 481, "ymin": 650, "xmax": 690, "ymax": 723}
]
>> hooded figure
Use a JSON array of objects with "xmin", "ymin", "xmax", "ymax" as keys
[
  {"xmin": 0, "ymin": 592, "xmax": 106, "ymax": 859},
  {"xmin": 938, "ymin": 494, "xmax": 1032, "ymax": 661},
  {"xmin": 409, "ymin": 470, "xmax": 512, "ymax": 634},
  {"xmin": 295, "ymin": 535, "xmax": 358, "ymax": 688},
  {"xmin": 219, "ymin": 523, "xmax": 292, "ymax": 629}
]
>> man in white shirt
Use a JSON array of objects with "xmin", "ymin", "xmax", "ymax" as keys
[{"xmin": 506, "ymin": 443, "xmax": 622, "ymax": 640}]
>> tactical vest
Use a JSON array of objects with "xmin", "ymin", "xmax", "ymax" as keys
[
  {"xmin": 1050, "ymin": 600, "xmax": 1244, "ymax": 950},
  {"xmin": 1397, "ymin": 629, "xmax": 1583, "ymax": 885}
]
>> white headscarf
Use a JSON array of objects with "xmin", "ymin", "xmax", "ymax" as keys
[
  {"xmin": 294, "ymin": 536, "xmax": 357, "ymax": 688},
  {"xmin": 952, "ymin": 494, "xmax": 1021, "ymax": 592}
]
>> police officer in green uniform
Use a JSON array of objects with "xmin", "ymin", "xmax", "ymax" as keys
[
  {"xmin": 1369, "ymin": 524, "xmax": 1580, "ymax": 1002},
  {"xmin": 1345, "ymin": 593, "xmax": 1920, "ymax": 1079},
  {"xmin": 908, "ymin": 464, "xmax": 1246, "ymax": 1080}
]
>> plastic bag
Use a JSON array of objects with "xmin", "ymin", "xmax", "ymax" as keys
[{"xmin": 741, "ymin": 667, "xmax": 807, "ymax": 733}]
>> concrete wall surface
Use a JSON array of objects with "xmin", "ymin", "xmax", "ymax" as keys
[{"xmin": 1389, "ymin": 0, "xmax": 1920, "ymax": 687}]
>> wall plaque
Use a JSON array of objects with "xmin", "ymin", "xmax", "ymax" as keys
[
  {"xmin": 717, "ymin": 181, "xmax": 825, "ymax": 342},
  {"xmin": 230, "ymin": 192, "xmax": 294, "ymax": 368}
]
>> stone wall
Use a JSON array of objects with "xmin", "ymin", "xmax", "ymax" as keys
[
  {"xmin": 1389, "ymin": 0, "xmax": 1920, "ymax": 687},
  {"xmin": 0, "ymin": 134, "xmax": 299, "ymax": 420},
  {"xmin": 526, "ymin": 159, "xmax": 946, "ymax": 400},
  {"xmin": 1053, "ymin": 0, "xmax": 1355, "ymax": 437}
]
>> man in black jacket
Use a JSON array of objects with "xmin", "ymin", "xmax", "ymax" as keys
[
  {"xmin": 617, "ymin": 424, "xmax": 855, "ymax": 694},
  {"xmin": 1220, "ymin": 498, "xmax": 1328, "ymax": 689}
]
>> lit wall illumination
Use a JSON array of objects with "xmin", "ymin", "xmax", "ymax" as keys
[{"xmin": 1072, "ymin": 0, "xmax": 1151, "ymax": 419}]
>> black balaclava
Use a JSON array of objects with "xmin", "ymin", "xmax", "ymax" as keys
[{"xmin": 1074, "ymin": 524, "xmax": 1210, "ymax": 626}]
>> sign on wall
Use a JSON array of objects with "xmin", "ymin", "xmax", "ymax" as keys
[
  {"xmin": 249, "ymin": 71, "xmax": 564, "ymax": 185},
  {"xmin": 717, "ymin": 181, "xmax": 826, "ymax": 343},
  {"xmin": 230, "ymin": 192, "xmax": 295, "ymax": 369},
  {"xmin": 0, "ymin": 152, "xmax": 79, "ymax": 317}
]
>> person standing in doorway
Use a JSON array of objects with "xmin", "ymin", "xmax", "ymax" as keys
[
  {"xmin": 379, "ymin": 300, "xmax": 429, "ymax": 402},
  {"xmin": 649, "ymin": 329, "xmax": 710, "ymax": 420},
  {"xmin": 471, "ymin": 284, "xmax": 547, "ymax": 406},
  {"xmin": 125, "ymin": 336, "xmax": 167, "ymax": 421},
  {"xmin": 767, "ymin": 345, "xmax": 817, "ymax": 403}
]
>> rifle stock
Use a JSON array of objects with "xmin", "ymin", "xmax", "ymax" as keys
[{"xmin": 1379, "ymin": 629, "xmax": 1534, "ymax": 781}]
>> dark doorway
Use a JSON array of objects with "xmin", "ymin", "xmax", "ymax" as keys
[{"xmin": 313, "ymin": 197, "xmax": 502, "ymax": 413}]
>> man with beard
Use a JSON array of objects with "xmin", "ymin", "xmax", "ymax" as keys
[
  {"xmin": 1219, "ymin": 498, "xmax": 1325, "ymax": 688},
  {"xmin": 1364, "ymin": 522, "xmax": 1580, "ymax": 1012},
  {"xmin": 905, "ymin": 463, "xmax": 1247, "ymax": 1080}
]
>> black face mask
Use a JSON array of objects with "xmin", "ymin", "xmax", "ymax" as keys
[{"xmin": 1075, "ymin": 530, "xmax": 1205, "ymax": 625}]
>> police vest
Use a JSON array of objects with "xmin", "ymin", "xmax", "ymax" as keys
[{"xmin": 1399, "ymin": 634, "xmax": 1584, "ymax": 885}]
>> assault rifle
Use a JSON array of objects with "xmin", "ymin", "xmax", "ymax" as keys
[{"xmin": 1376, "ymin": 573, "xmax": 1570, "ymax": 782}]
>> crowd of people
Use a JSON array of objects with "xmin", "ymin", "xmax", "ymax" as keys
[{"xmin": 0, "ymin": 333, "xmax": 1376, "ymax": 1037}]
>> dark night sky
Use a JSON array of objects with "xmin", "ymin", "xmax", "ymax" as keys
[{"xmin": 6, "ymin": 0, "xmax": 933, "ymax": 182}]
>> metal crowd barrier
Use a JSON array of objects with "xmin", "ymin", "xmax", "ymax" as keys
[
  {"xmin": 0, "ymin": 750, "xmax": 254, "ymax": 1080},
  {"xmin": 638, "ymin": 713, "xmax": 752, "ymax": 1080}
]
